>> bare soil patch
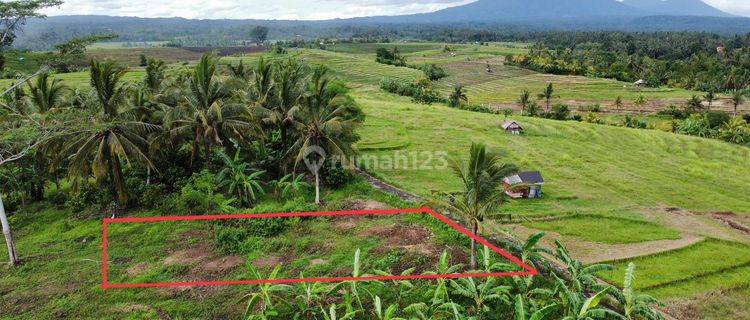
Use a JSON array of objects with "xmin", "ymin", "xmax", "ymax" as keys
[
  {"xmin": 341, "ymin": 199, "xmax": 391, "ymax": 211},
  {"xmin": 163, "ymin": 243, "xmax": 213, "ymax": 266},
  {"xmin": 126, "ymin": 263, "xmax": 151, "ymax": 277}
]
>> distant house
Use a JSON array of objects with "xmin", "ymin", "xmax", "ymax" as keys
[
  {"xmin": 717, "ymin": 45, "xmax": 726, "ymax": 54},
  {"xmin": 502, "ymin": 121, "xmax": 524, "ymax": 135},
  {"xmin": 634, "ymin": 79, "xmax": 646, "ymax": 88},
  {"xmin": 503, "ymin": 171, "xmax": 544, "ymax": 199}
]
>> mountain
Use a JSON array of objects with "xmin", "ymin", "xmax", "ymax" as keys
[
  {"xmin": 359, "ymin": 0, "xmax": 736, "ymax": 23},
  {"xmin": 358, "ymin": 0, "xmax": 644, "ymax": 23},
  {"xmin": 620, "ymin": 0, "xmax": 734, "ymax": 17}
]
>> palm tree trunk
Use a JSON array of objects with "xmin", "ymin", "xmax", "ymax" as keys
[
  {"xmin": 111, "ymin": 157, "xmax": 128, "ymax": 208},
  {"xmin": 315, "ymin": 172, "xmax": 321, "ymax": 205},
  {"xmin": 146, "ymin": 166, "xmax": 151, "ymax": 185},
  {"xmin": 470, "ymin": 222, "xmax": 478, "ymax": 269},
  {"xmin": 1, "ymin": 194, "xmax": 19, "ymax": 265}
]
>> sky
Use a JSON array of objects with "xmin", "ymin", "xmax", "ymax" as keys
[{"xmin": 39, "ymin": 0, "xmax": 750, "ymax": 20}]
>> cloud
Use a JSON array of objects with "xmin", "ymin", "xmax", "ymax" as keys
[{"xmin": 38, "ymin": 0, "xmax": 750, "ymax": 19}]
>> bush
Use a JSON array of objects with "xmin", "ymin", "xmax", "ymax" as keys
[
  {"xmin": 321, "ymin": 159, "xmax": 354, "ymax": 188},
  {"xmin": 215, "ymin": 218, "xmax": 288, "ymax": 254},
  {"xmin": 621, "ymin": 115, "xmax": 648, "ymax": 129},
  {"xmin": 543, "ymin": 104, "xmax": 571, "ymax": 120},
  {"xmin": 418, "ymin": 64, "xmax": 447, "ymax": 81},
  {"xmin": 139, "ymin": 183, "xmax": 168, "ymax": 208},
  {"xmin": 743, "ymin": 114, "xmax": 750, "ymax": 123},
  {"xmin": 676, "ymin": 114, "xmax": 715, "ymax": 138},
  {"xmin": 704, "ymin": 111, "xmax": 731, "ymax": 129},
  {"xmin": 65, "ymin": 181, "xmax": 112, "ymax": 212},
  {"xmin": 460, "ymin": 104, "xmax": 497, "ymax": 114},
  {"xmin": 657, "ymin": 105, "xmax": 688, "ymax": 119},
  {"xmin": 379, "ymin": 77, "xmax": 445, "ymax": 105}
]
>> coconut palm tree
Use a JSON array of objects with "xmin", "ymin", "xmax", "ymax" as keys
[
  {"xmin": 229, "ymin": 59, "xmax": 252, "ymax": 81},
  {"xmin": 90, "ymin": 59, "xmax": 128, "ymax": 118},
  {"xmin": 143, "ymin": 57, "xmax": 166, "ymax": 93},
  {"xmin": 538, "ymin": 83, "xmax": 554, "ymax": 112},
  {"xmin": 518, "ymin": 90, "xmax": 532, "ymax": 114},
  {"xmin": 289, "ymin": 66, "xmax": 358, "ymax": 205},
  {"xmin": 167, "ymin": 54, "xmax": 256, "ymax": 167},
  {"xmin": 685, "ymin": 95, "xmax": 703, "ymax": 113},
  {"xmin": 269, "ymin": 58, "xmax": 305, "ymax": 148},
  {"xmin": 26, "ymin": 72, "xmax": 66, "ymax": 114},
  {"xmin": 51, "ymin": 60, "xmax": 159, "ymax": 206},
  {"xmin": 704, "ymin": 91, "xmax": 716, "ymax": 111},
  {"xmin": 614, "ymin": 96, "xmax": 623, "ymax": 111},
  {"xmin": 442, "ymin": 142, "xmax": 517, "ymax": 268},
  {"xmin": 449, "ymin": 85, "xmax": 468, "ymax": 108},
  {"xmin": 730, "ymin": 90, "xmax": 745, "ymax": 116}
]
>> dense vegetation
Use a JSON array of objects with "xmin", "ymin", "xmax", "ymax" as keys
[{"xmin": 509, "ymin": 32, "xmax": 750, "ymax": 93}]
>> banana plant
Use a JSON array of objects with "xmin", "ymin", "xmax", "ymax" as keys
[
  {"xmin": 514, "ymin": 294, "xmax": 559, "ymax": 320},
  {"xmin": 373, "ymin": 296, "xmax": 406, "ymax": 320},
  {"xmin": 553, "ymin": 273, "xmax": 624, "ymax": 320},
  {"xmin": 373, "ymin": 267, "xmax": 416, "ymax": 305},
  {"xmin": 555, "ymin": 240, "xmax": 612, "ymax": 293},
  {"xmin": 292, "ymin": 276, "xmax": 331, "ymax": 319},
  {"xmin": 320, "ymin": 304, "xmax": 356, "ymax": 320},
  {"xmin": 403, "ymin": 301, "xmax": 466, "ymax": 320},
  {"xmin": 449, "ymin": 276, "xmax": 511, "ymax": 318},
  {"xmin": 423, "ymin": 250, "xmax": 465, "ymax": 305},
  {"xmin": 243, "ymin": 264, "xmax": 293, "ymax": 320},
  {"xmin": 609, "ymin": 263, "xmax": 664, "ymax": 320}
]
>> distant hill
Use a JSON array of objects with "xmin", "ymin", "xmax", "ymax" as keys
[{"xmin": 10, "ymin": 0, "xmax": 749, "ymax": 50}]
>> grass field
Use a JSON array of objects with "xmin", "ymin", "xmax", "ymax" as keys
[
  {"xmin": 523, "ymin": 215, "xmax": 681, "ymax": 244},
  {"xmin": 598, "ymin": 239, "xmax": 750, "ymax": 297}
]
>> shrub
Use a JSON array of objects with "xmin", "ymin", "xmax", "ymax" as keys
[
  {"xmin": 139, "ymin": 183, "xmax": 168, "ymax": 208},
  {"xmin": 543, "ymin": 104, "xmax": 570, "ymax": 120},
  {"xmin": 621, "ymin": 115, "xmax": 648, "ymax": 129},
  {"xmin": 215, "ymin": 218, "xmax": 288, "ymax": 254},
  {"xmin": 418, "ymin": 64, "xmax": 447, "ymax": 81},
  {"xmin": 65, "ymin": 181, "xmax": 112, "ymax": 212},
  {"xmin": 704, "ymin": 111, "xmax": 731, "ymax": 129},
  {"xmin": 676, "ymin": 114, "xmax": 715, "ymax": 138},
  {"xmin": 743, "ymin": 114, "xmax": 750, "ymax": 123},
  {"xmin": 657, "ymin": 105, "xmax": 688, "ymax": 119},
  {"xmin": 321, "ymin": 159, "xmax": 354, "ymax": 188},
  {"xmin": 379, "ymin": 77, "xmax": 445, "ymax": 105}
]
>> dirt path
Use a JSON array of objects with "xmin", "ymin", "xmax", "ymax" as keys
[
  {"xmin": 505, "ymin": 223, "xmax": 705, "ymax": 264},
  {"xmin": 356, "ymin": 169, "xmax": 422, "ymax": 202}
]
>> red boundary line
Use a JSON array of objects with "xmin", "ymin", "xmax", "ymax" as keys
[{"xmin": 102, "ymin": 206, "xmax": 538, "ymax": 289}]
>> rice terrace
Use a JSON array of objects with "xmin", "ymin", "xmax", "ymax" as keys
[{"xmin": 1, "ymin": 0, "xmax": 750, "ymax": 319}]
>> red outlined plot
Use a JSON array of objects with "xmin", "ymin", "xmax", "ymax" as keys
[{"xmin": 101, "ymin": 206, "xmax": 538, "ymax": 289}]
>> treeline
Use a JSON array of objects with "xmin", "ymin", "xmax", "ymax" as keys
[{"xmin": 508, "ymin": 32, "xmax": 750, "ymax": 92}]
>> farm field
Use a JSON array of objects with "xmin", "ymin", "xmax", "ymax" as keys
[
  {"xmin": 1, "ymin": 181, "xmax": 507, "ymax": 318},
  {"xmin": 350, "ymin": 84, "xmax": 750, "ymax": 316}
]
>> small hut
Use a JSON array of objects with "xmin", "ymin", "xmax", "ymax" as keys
[
  {"xmin": 634, "ymin": 79, "xmax": 646, "ymax": 88},
  {"xmin": 503, "ymin": 171, "xmax": 544, "ymax": 199},
  {"xmin": 502, "ymin": 121, "xmax": 524, "ymax": 135}
]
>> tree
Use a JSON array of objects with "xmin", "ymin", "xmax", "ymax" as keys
[
  {"xmin": 250, "ymin": 25, "xmax": 269, "ymax": 45},
  {"xmin": 442, "ymin": 142, "xmax": 517, "ymax": 269},
  {"xmin": 0, "ymin": 0, "xmax": 62, "ymax": 48},
  {"xmin": 50, "ymin": 60, "xmax": 158, "ymax": 206},
  {"xmin": 730, "ymin": 90, "xmax": 745, "ymax": 116},
  {"xmin": 143, "ymin": 57, "xmax": 166, "ymax": 92},
  {"xmin": 448, "ymin": 85, "xmax": 468, "ymax": 108},
  {"xmin": 289, "ymin": 66, "xmax": 359, "ymax": 205},
  {"xmin": 502, "ymin": 108, "xmax": 514, "ymax": 120},
  {"xmin": 685, "ymin": 95, "xmax": 703, "ymax": 114},
  {"xmin": 633, "ymin": 95, "xmax": 647, "ymax": 113},
  {"xmin": 26, "ymin": 72, "xmax": 66, "ymax": 114},
  {"xmin": 518, "ymin": 90, "xmax": 531, "ymax": 114},
  {"xmin": 167, "ymin": 54, "xmax": 255, "ymax": 167},
  {"xmin": 538, "ymin": 83, "xmax": 554, "ymax": 111},
  {"xmin": 704, "ymin": 91, "xmax": 716, "ymax": 111},
  {"xmin": 49, "ymin": 33, "xmax": 119, "ymax": 72},
  {"xmin": 614, "ymin": 96, "xmax": 623, "ymax": 111}
]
